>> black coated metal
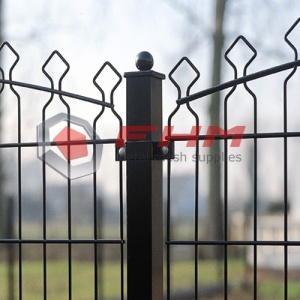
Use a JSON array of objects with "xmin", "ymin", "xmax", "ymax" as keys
[
  {"xmin": 177, "ymin": 59, "xmax": 300, "ymax": 105},
  {"xmin": 0, "ymin": 42, "xmax": 125, "ymax": 300},
  {"xmin": 125, "ymin": 61, "xmax": 165, "ymax": 300},
  {"xmin": 282, "ymin": 17, "xmax": 299, "ymax": 300},
  {"xmin": 166, "ymin": 17, "xmax": 300, "ymax": 300},
  {"xmin": 92, "ymin": 60, "xmax": 124, "ymax": 300},
  {"xmin": 223, "ymin": 35, "xmax": 258, "ymax": 299},
  {"xmin": 0, "ymin": 78, "xmax": 112, "ymax": 107},
  {"xmin": 116, "ymin": 140, "xmax": 174, "ymax": 161},
  {"xmin": 135, "ymin": 51, "xmax": 154, "ymax": 71},
  {"xmin": 0, "ymin": 17, "xmax": 300, "ymax": 300},
  {"xmin": 166, "ymin": 56, "xmax": 201, "ymax": 300}
]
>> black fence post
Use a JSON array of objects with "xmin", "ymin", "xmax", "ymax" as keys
[{"xmin": 124, "ymin": 52, "xmax": 165, "ymax": 300}]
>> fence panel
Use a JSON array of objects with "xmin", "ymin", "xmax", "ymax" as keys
[
  {"xmin": 166, "ymin": 17, "xmax": 300, "ymax": 300},
  {"xmin": 0, "ymin": 43, "xmax": 125, "ymax": 300},
  {"xmin": 0, "ymin": 17, "xmax": 299, "ymax": 300}
]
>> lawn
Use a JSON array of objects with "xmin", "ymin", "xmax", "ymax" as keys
[
  {"xmin": 0, "ymin": 260, "xmax": 124, "ymax": 300},
  {"xmin": 1, "ymin": 259, "xmax": 300, "ymax": 299},
  {"xmin": 170, "ymin": 260, "xmax": 300, "ymax": 299}
]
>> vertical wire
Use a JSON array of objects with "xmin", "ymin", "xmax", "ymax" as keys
[
  {"xmin": 11, "ymin": 62, "xmax": 22, "ymax": 300},
  {"xmin": 3, "ymin": 43, "xmax": 21, "ymax": 300},
  {"xmin": 93, "ymin": 148, "xmax": 99, "ymax": 299},
  {"xmin": 283, "ymin": 59, "xmax": 290, "ymax": 300},
  {"xmin": 41, "ymin": 60, "xmax": 55, "ymax": 300},
  {"xmin": 113, "ymin": 105, "xmax": 124, "ymax": 300},
  {"xmin": 16, "ymin": 81, "xmax": 22, "ymax": 300},
  {"xmin": 42, "ymin": 117, "xmax": 48, "ymax": 300},
  {"xmin": 283, "ymin": 18, "xmax": 299, "ymax": 300},
  {"xmin": 186, "ymin": 102, "xmax": 199, "ymax": 300},
  {"xmin": 167, "ymin": 57, "xmax": 200, "ymax": 299},
  {"xmin": 194, "ymin": 132, "xmax": 199, "ymax": 300},
  {"xmin": 223, "ymin": 71, "xmax": 236, "ymax": 300},
  {"xmin": 56, "ymin": 53, "xmax": 71, "ymax": 300},
  {"xmin": 119, "ymin": 160, "xmax": 124, "ymax": 300},
  {"xmin": 41, "ymin": 50, "xmax": 70, "ymax": 299},
  {"xmin": 224, "ymin": 39, "xmax": 239, "ymax": 300},
  {"xmin": 185, "ymin": 103, "xmax": 199, "ymax": 300},
  {"xmin": 243, "ymin": 43, "xmax": 257, "ymax": 300},
  {"xmin": 41, "ymin": 106, "xmax": 51, "ymax": 300},
  {"xmin": 244, "ymin": 60, "xmax": 258, "ymax": 300},
  {"xmin": 12, "ymin": 65, "xmax": 22, "ymax": 300},
  {"xmin": 18, "ymin": 92, "xmax": 22, "ymax": 300},
  {"xmin": 109, "ymin": 65, "xmax": 124, "ymax": 300},
  {"xmin": 247, "ymin": 78, "xmax": 258, "ymax": 300},
  {"xmin": 166, "ymin": 156, "xmax": 171, "ymax": 300},
  {"xmin": 253, "ymin": 95, "xmax": 258, "ymax": 300},
  {"xmin": 223, "ymin": 94, "xmax": 231, "ymax": 300},
  {"xmin": 184, "ymin": 60, "xmax": 200, "ymax": 300},
  {"xmin": 224, "ymin": 36, "xmax": 257, "ymax": 299},
  {"xmin": 224, "ymin": 126, "xmax": 228, "ymax": 300},
  {"xmin": 92, "ymin": 62, "xmax": 123, "ymax": 299},
  {"xmin": 93, "ymin": 93, "xmax": 104, "ymax": 300},
  {"xmin": 59, "ymin": 95, "xmax": 72, "ymax": 300},
  {"xmin": 166, "ymin": 59, "xmax": 182, "ymax": 300},
  {"xmin": 223, "ymin": 87, "xmax": 237, "ymax": 300},
  {"xmin": 93, "ymin": 62, "xmax": 107, "ymax": 300},
  {"xmin": 67, "ymin": 114, "xmax": 72, "ymax": 300},
  {"xmin": 92, "ymin": 113, "xmax": 101, "ymax": 300},
  {"xmin": 166, "ymin": 108, "xmax": 180, "ymax": 300}
]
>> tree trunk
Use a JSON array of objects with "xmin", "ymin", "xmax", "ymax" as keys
[{"xmin": 206, "ymin": 0, "xmax": 227, "ymax": 259}]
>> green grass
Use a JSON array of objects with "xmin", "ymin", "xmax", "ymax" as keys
[
  {"xmin": 259, "ymin": 280, "xmax": 300, "ymax": 300},
  {"xmin": 0, "ymin": 260, "xmax": 124, "ymax": 300},
  {"xmin": 173, "ymin": 259, "xmax": 245, "ymax": 285},
  {"xmin": 169, "ymin": 260, "xmax": 300, "ymax": 299},
  {"xmin": 1, "ymin": 259, "xmax": 300, "ymax": 299}
]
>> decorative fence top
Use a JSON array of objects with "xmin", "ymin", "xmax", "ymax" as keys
[{"xmin": 0, "ymin": 15, "xmax": 299, "ymax": 300}]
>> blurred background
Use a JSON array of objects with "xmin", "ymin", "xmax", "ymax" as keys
[{"xmin": 0, "ymin": 0, "xmax": 300, "ymax": 299}]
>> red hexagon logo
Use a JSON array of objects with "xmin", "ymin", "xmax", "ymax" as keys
[
  {"xmin": 37, "ymin": 113, "xmax": 102, "ymax": 180},
  {"xmin": 53, "ymin": 126, "xmax": 88, "ymax": 161}
]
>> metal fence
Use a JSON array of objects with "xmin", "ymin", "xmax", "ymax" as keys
[
  {"xmin": 0, "ymin": 43, "xmax": 125, "ymax": 299},
  {"xmin": 166, "ymin": 17, "xmax": 300, "ymax": 300},
  {"xmin": 0, "ymin": 17, "xmax": 299, "ymax": 300}
]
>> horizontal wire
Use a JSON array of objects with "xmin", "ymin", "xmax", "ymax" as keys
[
  {"xmin": 0, "ymin": 139, "xmax": 117, "ymax": 148},
  {"xmin": 177, "ymin": 59, "xmax": 300, "ymax": 105},
  {"xmin": 0, "ymin": 238, "xmax": 125, "ymax": 244},
  {"xmin": 0, "ymin": 78, "xmax": 113, "ymax": 108},
  {"xmin": 167, "ymin": 240, "xmax": 300, "ymax": 246},
  {"xmin": 1, "ymin": 131, "xmax": 300, "ymax": 148},
  {"xmin": 165, "ymin": 131, "xmax": 300, "ymax": 141}
]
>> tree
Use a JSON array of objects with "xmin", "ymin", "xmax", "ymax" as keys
[
  {"xmin": 167, "ymin": 0, "xmax": 228, "ymax": 259},
  {"xmin": 207, "ymin": 0, "xmax": 227, "ymax": 259}
]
